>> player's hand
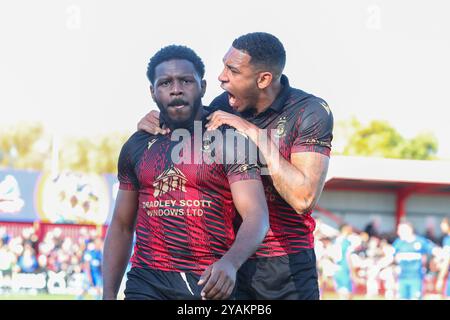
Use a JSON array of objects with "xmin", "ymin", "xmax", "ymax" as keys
[
  {"xmin": 197, "ymin": 258, "xmax": 236, "ymax": 300},
  {"xmin": 206, "ymin": 111, "xmax": 260, "ymax": 143},
  {"xmin": 137, "ymin": 110, "xmax": 170, "ymax": 135}
]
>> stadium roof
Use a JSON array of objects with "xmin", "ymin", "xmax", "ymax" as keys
[
  {"xmin": 325, "ymin": 156, "xmax": 450, "ymax": 194},
  {"xmin": 322, "ymin": 156, "xmax": 450, "ymax": 225}
]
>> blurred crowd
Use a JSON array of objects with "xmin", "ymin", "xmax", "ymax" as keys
[
  {"xmin": 315, "ymin": 217, "xmax": 450, "ymax": 300},
  {"xmin": 1, "ymin": 217, "xmax": 449, "ymax": 300},
  {"xmin": 0, "ymin": 226, "xmax": 103, "ymax": 299}
]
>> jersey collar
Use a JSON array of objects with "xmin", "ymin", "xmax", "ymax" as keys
[{"xmin": 268, "ymin": 74, "xmax": 291, "ymax": 113}]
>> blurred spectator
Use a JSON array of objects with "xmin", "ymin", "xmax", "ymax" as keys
[
  {"xmin": 0, "ymin": 226, "xmax": 11, "ymax": 245},
  {"xmin": 313, "ymin": 218, "xmax": 449, "ymax": 300},
  {"xmin": 364, "ymin": 217, "xmax": 381, "ymax": 238},
  {"xmin": 424, "ymin": 217, "xmax": 439, "ymax": 245},
  {"xmin": 378, "ymin": 239, "xmax": 396, "ymax": 299},
  {"xmin": 78, "ymin": 227, "xmax": 90, "ymax": 248},
  {"xmin": 18, "ymin": 242, "xmax": 38, "ymax": 273},
  {"xmin": 0, "ymin": 238, "xmax": 16, "ymax": 280},
  {"xmin": 436, "ymin": 218, "xmax": 450, "ymax": 299},
  {"xmin": 332, "ymin": 224, "xmax": 354, "ymax": 299},
  {"xmin": 439, "ymin": 217, "xmax": 450, "ymax": 247},
  {"xmin": 316, "ymin": 236, "xmax": 338, "ymax": 296},
  {"xmin": 21, "ymin": 227, "xmax": 39, "ymax": 252},
  {"xmin": 1, "ymin": 217, "xmax": 448, "ymax": 299},
  {"xmin": 67, "ymin": 259, "xmax": 86, "ymax": 297},
  {"xmin": 82, "ymin": 237, "xmax": 103, "ymax": 299},
  {"xmin": 392, "ymin": 221, "xmax": 435, "ymax": 300},
  {"xmin": 35, "ymin": 254, "xmax": 48, "ymax": 274},
  {"xmin": 0, "ymin": 224, "xmax": 107, "ymax": 298},
  {"xmin": 52, "ymin": 228, "xmax": 64, "ymax": 249},
  {"xmin": 363, "ymin": 237, "xmax": 383, "ymax": 297}
]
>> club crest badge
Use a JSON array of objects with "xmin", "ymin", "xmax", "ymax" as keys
[
  {"xmin": 274, "ymin": 116, "xmax": 287, "ymax": 138},
  {"xmin": 202, "ymin": 138, "xmax": 213, "ymax": 153},
  {"xmin": 153, "ymin": 166, "xmax": 187, "ymax": 197}
]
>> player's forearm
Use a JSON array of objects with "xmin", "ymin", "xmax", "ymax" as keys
[
  {"xmin": 102, "ymin": 220, "xmax": 135, "ymax": 299},
  {"xmin": 221, "ymin": 212, "xmax": 269, "ymax": 270},
  {"xmin": 256, "ymin": 135, "xmax": 320, "ymax": 214}
]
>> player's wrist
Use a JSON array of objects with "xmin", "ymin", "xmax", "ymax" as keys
[{"xmin": 220, "ymin": 254, "xmax": 241, "ymax": 271}]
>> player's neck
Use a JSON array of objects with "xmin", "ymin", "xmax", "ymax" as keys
[
  {"xmin": 167, "ymin": 105, "xmax": 204, "ymax": 131},
  {"xmin": 254, "ymin": 81, "xmax": 283, "ymax": 115},
  {"xmin": 194, "ymin": 105, "xmax": 204, "ymax": 121}
]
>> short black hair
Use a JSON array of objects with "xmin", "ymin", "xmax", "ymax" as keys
[
  {"xmin": 232, "ymin": 32, "xmax": 286, "ymax": 77},
  {"xmin": 146, "ymin": 45, "xmax": 205, "ymax": 84}
]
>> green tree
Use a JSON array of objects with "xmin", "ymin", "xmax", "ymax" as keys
[
  {"xmin": 0, "ymin": 122, "xmax": 131, "ymax": 174},
  {"xmin": 0, "ymin": 122, "xmax": 51, "ymax": 170},
  {"xmin": 59, "ymin": 132, "xmax": 130, "ymax": 174},
  {"xmin": 337, "ymin": 118, "xmax": 438, "ymax": 160},
  {"xmin": 399, "ymin": 132, "xmax": 438, "ymax": 160},
  {"xmin": 92, "ymin": 132, "xmax": 131, "ymax": 174},
  {"xmin": 59, "ymin": 136, "xmax": 93, "ymax": 173}
]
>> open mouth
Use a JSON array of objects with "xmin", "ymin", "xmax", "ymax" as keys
[{"xmin": 227, "ymin": 92, "xmax": 238, "ymax": 109}]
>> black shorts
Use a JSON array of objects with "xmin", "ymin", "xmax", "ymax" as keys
[
  {"xmin": 236, "ymin": 249, "xmax": 320, "ymax": 300},
  {"xmin": 124, "ymin": 267, "xmax": 204, "ymax": 300}
]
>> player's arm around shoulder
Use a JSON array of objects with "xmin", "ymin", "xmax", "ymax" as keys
[
  {"xmin": 289, "ymin": 152, "xmax": 330, "ymax": 213},
  {"xmin": 267, "ymin": 97, "xmax": 333, "ymax": 214}
]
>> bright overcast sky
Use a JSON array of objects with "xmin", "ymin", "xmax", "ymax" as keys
[{"xmin": 1, "ymin": 0, "xmax": 449, "ymax": 158}]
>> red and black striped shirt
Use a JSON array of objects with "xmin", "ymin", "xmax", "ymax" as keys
[
  {"xmin": 210, "ymin": 75, "xmax": 333, "ymax": 257},
  {"xmin": 118, "ymin": 111, "xmax": 261, "ymax": 274}
]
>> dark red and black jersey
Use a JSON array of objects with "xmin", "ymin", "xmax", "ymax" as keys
[
  {"xmin": 118, "ymin": 110, "xmax": 261, "ymax": 274},
  {"xmin": 210, "ymin": 75, "xmax": 333, "ymax": 257}
]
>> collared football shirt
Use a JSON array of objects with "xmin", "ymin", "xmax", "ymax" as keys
[
  {"xmin": 211, "ymin": 75, "xmax": 333, "ymax": 256},
  {"xmin": 118, "ymin": 110, "xmax": 261, "ymax": 274}
]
